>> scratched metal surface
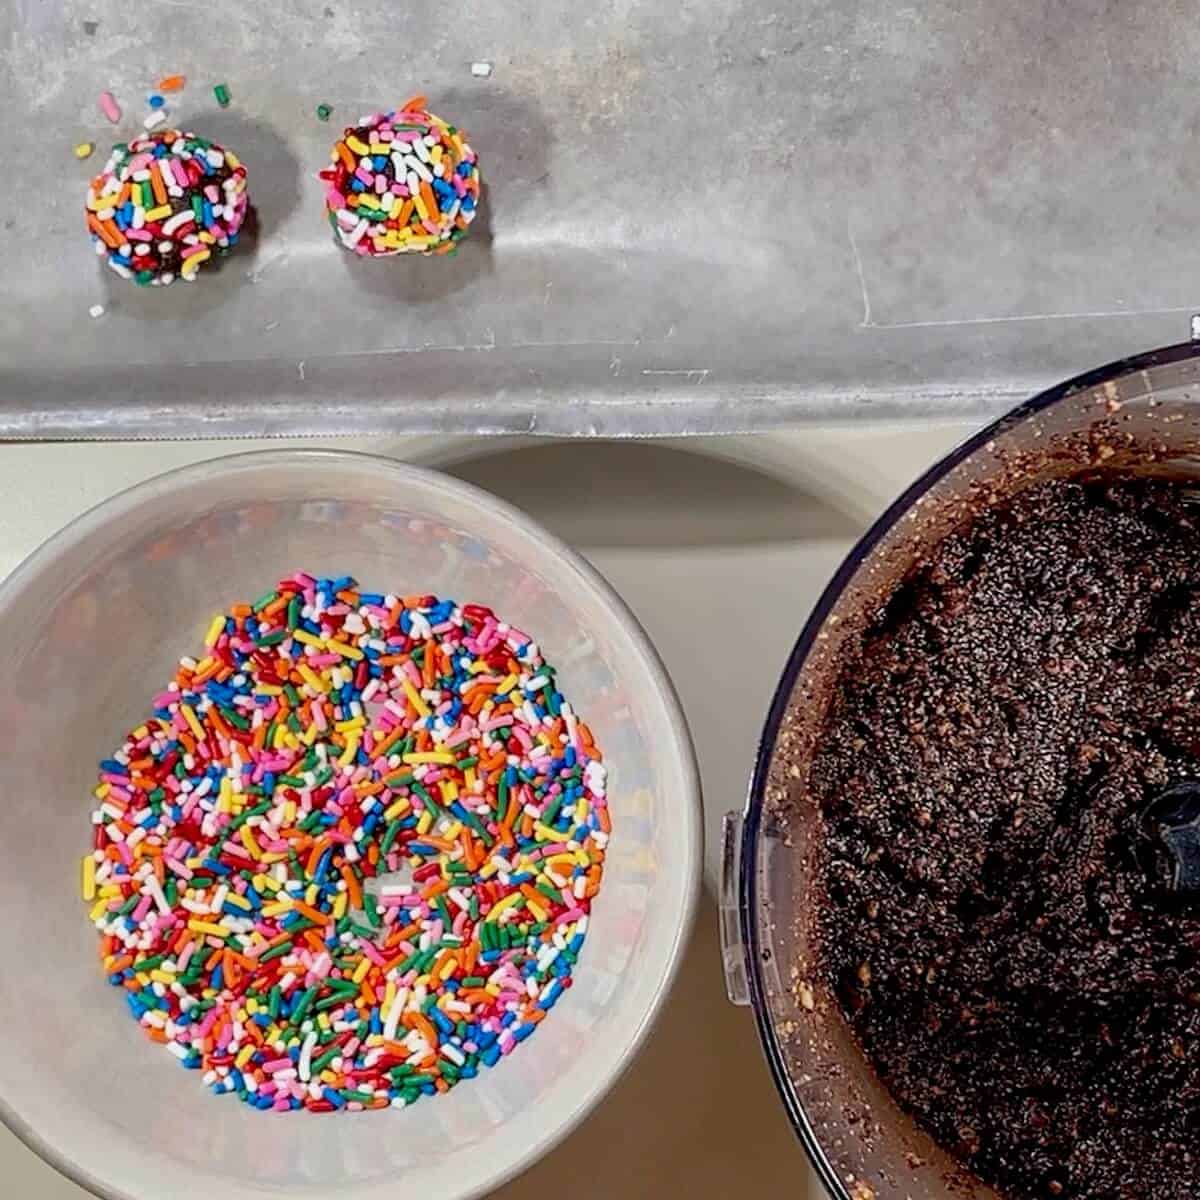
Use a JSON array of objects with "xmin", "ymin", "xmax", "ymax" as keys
[{"xmin": 3, "ymin": 0, "xmax": 1200, "ymax": 438}]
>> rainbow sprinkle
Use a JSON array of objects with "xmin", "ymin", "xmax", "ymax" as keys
[
  {"xmin": 318, "ymin": 95, "xmax": 481, "ymax": 257},
  {"xmin": 84, "ymin": 129, "xmax": 250, "ymax": 286},
  {"xmin": 84, "ymin": 575, "xmax": 609, "ymax": 1112}
]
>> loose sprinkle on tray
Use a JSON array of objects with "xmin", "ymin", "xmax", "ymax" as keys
[{"xmin": 85, "ymin": 575, "xmax": 610, "ymax": 1112}]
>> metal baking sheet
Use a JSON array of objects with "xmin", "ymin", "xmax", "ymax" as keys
[{"xmin": 4, "ymin": 0, "xmax": 1200, "ymax": 439}]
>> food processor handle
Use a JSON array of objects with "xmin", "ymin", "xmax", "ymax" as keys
[{"xmin": 719, "ymin": 812, "xmax": 752, "ymax": 1006}]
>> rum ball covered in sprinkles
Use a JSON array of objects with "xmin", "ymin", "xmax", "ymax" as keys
[
  {"xmin": 318, "ymin": 96, "xmax": 481, "ymax": 257},
  {"xmin": 85, "ymin": 129, "xmax": 250, "ymax": 285}
]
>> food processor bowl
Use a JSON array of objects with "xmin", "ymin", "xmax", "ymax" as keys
[{"xmin": 721, "ymin": 340, "xmax": 1200, "ymax": 1200}]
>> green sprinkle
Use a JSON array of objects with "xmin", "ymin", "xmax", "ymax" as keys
[
  {"xmin": 251, "ymin": 590, "xmax": 277, "ymax": 612},
  {"xmin": 380, "ymin": 819, "xmax": 403, "ymax": 856},
  {"xmin": 312, "ymin": 1047, "xmax": 341, "ymax": 1073},
  {"xmin": 259, "ymin": 941, "xmax": 292, "ymax": 965},
  {"xmin": 316, "ymin": 103, "xmax": 333, "ymax": 121},
  {"xmin": 214, "ymin": 82, "xmax": 231, "ymax": 107}
]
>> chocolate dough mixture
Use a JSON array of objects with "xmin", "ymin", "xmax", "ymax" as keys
[{"xmin": 813, "ymin": 476, "xmax": 1200, "ymax": 1199}]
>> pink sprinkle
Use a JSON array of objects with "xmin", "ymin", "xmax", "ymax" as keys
[{"xmin": 99, "ymin": 91, "xmax": 122, "ymax": 122}]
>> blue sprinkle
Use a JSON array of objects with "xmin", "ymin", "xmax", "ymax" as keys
[{"xmin": 148, "ymin": 94, "xmax": 165, "ymax": 108}]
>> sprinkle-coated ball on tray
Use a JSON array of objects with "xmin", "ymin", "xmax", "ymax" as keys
[
  {"xmin": 318, "ymin": 95, "xmax": 481, "ymax": 257},
  {"xmin": 85, "ymin": 129, "xmax": 250, "ymax": 285}
]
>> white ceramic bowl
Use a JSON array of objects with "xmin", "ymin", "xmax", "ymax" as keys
[{"xmin": 0, "ymin": 449, "xmax": 701, "ymax": 1200}]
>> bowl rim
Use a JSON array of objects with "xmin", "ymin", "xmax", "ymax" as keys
[
  {"xmin": 0, "ymin": 446, "xmax": 703, "ymax": 1200},
  {"xmin": 738, "ymin": 337, "xmax": 1200, "ymax": 1200}
]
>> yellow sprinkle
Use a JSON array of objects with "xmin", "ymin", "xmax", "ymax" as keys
[
  {"xmin": 255, "ymin": 683, "xmax": 283, "ymax": 697},
  {"xmin": 74, "ymin": 141, "xmax": 95, "ymax": 159},
  {"xmin": 260, "ymin": 851, "xmax": 289, "ymax": 864},
  {"xmin": 383, "ymin": 797, "xmax": 410, "ymax": 821},
  {"xmin": 438, "ymin": 956, "xmax": 457, "ymax": 981},
  {"xmin": 196, "ymin": 232, "xmax": 216, "ymax": 245},
  {"xmin": 332, "ymin": 892, "xmax": 348, "ymax": 920},
  {"xmin": 352, "ymin": 955, "xmax": 372, "ymax": 984},
  {"xmin": 496, "ymin": 673, "xmax": 518, "ymax": 695},
  {"xmin": 464, "ymin": 767, "xmax": 477, "ymax": 792},
  {"xmin": 292, "ymin": 630, "xmax": 324, "ymax": 648},
  {"xmin": 525, "ymin": 896, "xmax": 549, "ymax": 923},
  {"xmin": 416, "ymin": 810, "xmax": 434, "ymax": 836},
  {"xmin": 246, "ymin": 997, "xmax": 259, "ymax": 1015},
  {"xmin": 402, "ymin": 751, "xmax": 453, "ymax": 766},
  {"xmin": 149, "ymin": 969, "xmax": 177, "ymax": 986},
  {"xmin": 261, "ymin": 900, "xmax": 292, "ymax": 918},
  {"xmin": 226, "ymin": 892, "xmax": 254, "ymax": 914},
  {"xmin": 98, "ymin": 883, "xmax": 121, "ymax": 898},
  {"xmin": 305, "ymin": 884, "xmax": 318, "ymax": 906},
  {"xmin": 187, "ymin": 919, "xmax": 228, "ymax": 937},
  {"xmin": 235, "ymin": 1045, "xmax": 255, "ymax": 1069},
  {"xmin": 335, "ymin": 717, "xmax": 366, "ymax": 732},
  {"xmin": 180, "ymin": 704, "xmax": 205, "ymax": 742},
  {"xmin": 226, "ymin": 150, "xmax": 241, "ymax": 169},
  {"xmin": 403, "ymin": 679, "xmax": 430, "ymax": 718},
  {"xmin": 298, "ymin": 664, "xmax": 327, "ymax": 693},
  {"xmin": 327, "ymin": 639, "xmax": 363, "ymax": 660},
  {"xmin": 145, "ymin": 203, "xmax": 172, "ymax": 221},
  {"xmin": 89, "ymin": 897, "xmax": 110, "ymax": 922},
  {"xmin": 239, "ymin": 824, "xmax": 262, "ymax": 861},
  {"xmin": 485, "ymin": 892, "xmax": 525, "ymax": 922},
  {"xmin": 337, "ymin": 736, "xmax": 359, "ymax": 769},
  {"xmin": 346, "ymin": 134, "xmax": 370, "ymax": 154},
  {"xmin": 81, "ymin": 855, "xmax": 96, "ymax": 901},
  {"xmin": 303, "ymin": 722, "xmax": 321, "ymax": 747},
  {"xmin": 383, "ymin": 979, "xmax": 397, "ymax": 1011},
  {"xmin": 440, "ymin": 780, "xmax": 459, "ymax": 803},
  {"xmin": 283, "ymin": 800, "xmax": 297, "ymax": 827}
]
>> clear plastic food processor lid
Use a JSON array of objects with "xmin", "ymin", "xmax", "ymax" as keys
[{"xmin": 721, "ymin": 340, "xmax": 1200, "ymax": 1200}]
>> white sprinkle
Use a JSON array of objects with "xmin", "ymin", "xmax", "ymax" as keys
[
  {"xmin": 298, "ymin": 1031, "xmax": 317, "ymax": 1082},
  {"xmin": 143, "ymin": 109, "xmax": 168, "ymax": 130},
  {"xmin": 88, "ymin": 303, "xmax": 105, "ymax": 319},
  {"xmin": 471, "ymin": 61, "xmax": 493, "ymax": 77}
]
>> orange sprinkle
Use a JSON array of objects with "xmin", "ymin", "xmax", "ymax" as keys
[
  {"xmin": 292, "ymin": 900, "xmax": 330, "ymax": 926},
  {"xmin": 88, "ymin": 214, "xmax": 121, "ymax": 248},
  {"xmin": 158, "ymin": 74, "xmax": 186, "ymax": 92},
  {"xmin": 340, "ymin": 864, "xmax": 363, "ymax": 911}
]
